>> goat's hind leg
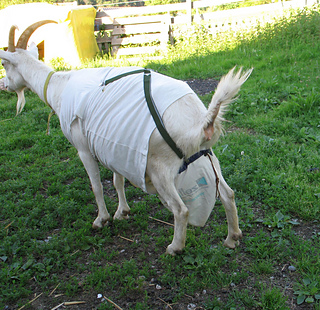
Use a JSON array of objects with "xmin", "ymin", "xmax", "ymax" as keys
[
  {"xmin": 219, "ymin": 177, "xmax": 242, "ymax": 248},
  {"xmin": 211, "ymin": 154, "xmax": 242, "ymax": 248},
  {"xmin": 148, "ymin": 169, "xmax": 189, "ymax": 255},
  {"xmin": 113, "ymin": 173, "xmax": 131, "ymax": 220}
]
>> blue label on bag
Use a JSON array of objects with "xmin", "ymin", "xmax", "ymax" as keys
[
  {"xmin": 196, "ymin": 177, "xmax": 208, "ymax": 186},
  {"xmin": 183, "ymin": 192, "xmax": 205, "ymax": 203},
  {"xmin": 178, "ymin": 177, "xmax": 208, "ymax": 197}
]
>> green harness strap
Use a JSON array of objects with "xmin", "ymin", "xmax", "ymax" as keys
[
  {"xmin": 103, "ymin": 69, "xmax": 146, "ymax": 86},
  {"xmin": 43, "ymin": 71, "xmax": 55, "ymax": 107},
  {"xmin": 103, "ymin": 69, "xmax": 184, "ymax": 160},
  {"xmin": 143, "ymin": 70, "xmax": 184, "ymax": 159}
]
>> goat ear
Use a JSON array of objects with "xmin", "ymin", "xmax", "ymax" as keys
[
  {"xmin": 204, "ymin": 122, "xmax": 214, "ymax": 141},
  {"xmin": 28, "ymin": 42, "xmax": 39, "ymax": 59}
]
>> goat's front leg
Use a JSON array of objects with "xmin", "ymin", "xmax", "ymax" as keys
[
  {"xmin": 113, "ymin": 173, "xmax": 131, "ymax": 220},
  {"xmin": 77, "ymin": 150, "xmax": 111, "ymax": 228},
  {"xmin": 167, "ymin": 201, "xmax": 189, "ymax": 255},
  {"xmin": 71, "ymin": 121, "xmax": 110, "ymax": 228}
]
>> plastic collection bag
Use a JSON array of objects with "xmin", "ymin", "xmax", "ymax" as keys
[{"xmin": 176, "ymin": 154, "xmax": 218, "ymax": 227}]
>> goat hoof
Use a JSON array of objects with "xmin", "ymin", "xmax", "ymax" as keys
[
  {"xmin": 166, "ymin": 245, "xmax": 183, "ymax": 256},
  {"xmin": 224, "ymin": 240, "xmax": 240, "ymax": 249},
  {"xmin": 233, "ymin": 230, "xmax": 243, "ymax": 241},
  {"xmin": 113, "ymin": 210, "xmax": 130, "ymax": 220},
  {"xmin": 223, "ymin": 231, "xmax": 242, "ymax": 249},
  {"xmin": 92, "ymin": 216, "xmax": 110, "ymax": 229}
]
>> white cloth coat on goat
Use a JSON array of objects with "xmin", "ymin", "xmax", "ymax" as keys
[{"xmin": 60, "ymin": 67, "xmax": 194, "ymax": 192}]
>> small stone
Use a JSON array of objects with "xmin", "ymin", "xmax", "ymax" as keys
[
  {"xmin": 202, "ymin": 289, "xmax": 207, "ymax": 295},
  {"xmin": 288, "ymin": 265, "xmax": 296, "ymax": 272},
  {"xmin": 156, "ymin": 284, "xmax": 162, "ymax": 290}
]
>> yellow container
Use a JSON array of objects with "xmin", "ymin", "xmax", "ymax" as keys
[
  {"xmin": 45, "ymin": 6, "xmax": 99, "ymax": 66},
  {"xmin": 0, "ymin": 3, "xmax": 99, "ymax": 67}
]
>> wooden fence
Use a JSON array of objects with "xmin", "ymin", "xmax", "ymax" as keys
[
  {"xmin": 94, "ymin": 0, "xmax": 318, "ymax": 57},
  {"xmin": 95, "ymin": 12, "xmax": 172, "ymax": 56}
]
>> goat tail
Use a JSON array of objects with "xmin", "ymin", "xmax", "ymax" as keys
[{"xmin": 205, "ymin": 67, "xmax": 253, "ymax": 128}]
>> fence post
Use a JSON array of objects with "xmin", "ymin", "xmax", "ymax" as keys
[{"xmin": 186, "ymin": 0, "xmax": 193, "ymax": 25}]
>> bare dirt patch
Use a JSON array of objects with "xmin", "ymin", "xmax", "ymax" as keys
[{"xmin": 186, "ymin": 78, "xmax": 219, "ymax": 96}]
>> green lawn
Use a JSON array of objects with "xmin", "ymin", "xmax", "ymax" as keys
[{"xmin": 0, "ymin": 6, "xmax": 319, "ymax": 310}]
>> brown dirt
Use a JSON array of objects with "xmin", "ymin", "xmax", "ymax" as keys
[{"xmin": 186, "ymin": 78, "xmax": 219, "ymax": 96}]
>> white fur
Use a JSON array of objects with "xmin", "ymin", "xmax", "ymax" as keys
[{"xmin": 0, "ymin": 46, "xmax": 252, "ymax": 255}]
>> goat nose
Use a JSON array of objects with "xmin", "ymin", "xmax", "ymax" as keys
[{"xmin": 0, "ymin": 78, "xmax": 8, "ymax": 90}]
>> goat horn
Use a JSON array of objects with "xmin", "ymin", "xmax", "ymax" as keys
[
  {"xmin": 16, "ymin": 20, "xmax": 57, "ymax": 50},
  {"xmin": 8, "ymin": 25, "xmax": 18, "ymax": 52}
]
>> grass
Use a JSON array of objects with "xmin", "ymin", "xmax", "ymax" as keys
[{"xmin": 1, "ymin": 5, "xmax": 320, "ymax": 310}]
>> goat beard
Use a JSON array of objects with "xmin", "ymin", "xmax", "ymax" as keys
[
  {"xmin": 0, "ymin": 78, "xmax": 26, "ymax": 115},
  {"xmin": 16, "ymin": 89, "xmax": 26, "ymax": 115}
]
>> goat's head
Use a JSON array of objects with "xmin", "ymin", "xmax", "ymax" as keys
[{"xmin": 0, "ymin": 20, "xmax": 57, "ymax": 114}]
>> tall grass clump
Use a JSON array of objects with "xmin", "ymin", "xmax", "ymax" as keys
[{"xmin": 151, "ymin": 6, "xmax": 320, "ymax": 82}]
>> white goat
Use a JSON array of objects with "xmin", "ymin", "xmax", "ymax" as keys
[{"xmin": 0, "ymin": 21, "xmax": 251, "ymax": 255}]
